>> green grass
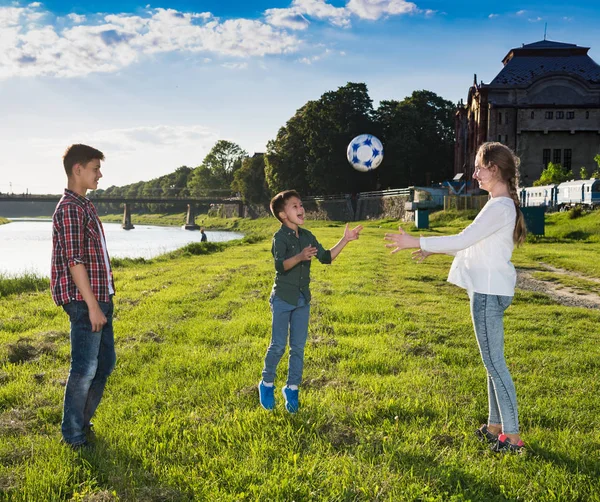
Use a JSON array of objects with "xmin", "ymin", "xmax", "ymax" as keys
[
  {"xmin": 0, "ymin": 218, "xmax": 9, "ymax": 225},
  {"xmin": 1, "ymin": 213, "xmax": 599, "ymax": 501}
]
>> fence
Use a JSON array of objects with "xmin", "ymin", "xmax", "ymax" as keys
[{"xmin": 443, "ymin": 195, "xmax": 489, "ymax": 211}]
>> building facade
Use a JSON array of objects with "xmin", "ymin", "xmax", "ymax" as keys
[{"xmin": 455, "ymin": 40, "xmax": 600, "ymax": 186}]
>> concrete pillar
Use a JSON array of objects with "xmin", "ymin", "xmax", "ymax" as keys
[
  {"xmin": 122, "ymin": 203, "xmax": 134, "ymax": 230},
  {"xmin": 184, "ymin": 204, "xmax": 200, "ymax": 230}
]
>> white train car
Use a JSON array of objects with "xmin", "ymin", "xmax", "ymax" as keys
[
  {"xmin": 521, "ymin": 185, "xmax": 557, "ymax": 208},
  {"xmin": 555, "ymin": 179, "xmax": 600, "ymax": 207}
]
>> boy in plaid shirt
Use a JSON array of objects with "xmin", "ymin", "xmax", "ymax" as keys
[{"xmin": 51, "ymin": 144, "xmax": 116, "ymax": 448}]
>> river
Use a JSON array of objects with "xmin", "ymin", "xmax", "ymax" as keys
[{"xmin": 0, "ymin": 219, "xmax": 244, "ymax": 277}]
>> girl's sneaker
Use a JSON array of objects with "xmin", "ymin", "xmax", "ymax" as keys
[
  {"xmin": 475, "ymin": 424, "xmax": 499, "ymax": 445},
  {"xmin": 281, "ymin": 386, "xmax": 299, "ymax": 413},
  {"xmin": 492, "ymin": 434, "xmax": 526, "ymax": 454},
  {"xmin": 258, "ymin": 381, "xmax": 275, "ymax": 410}
]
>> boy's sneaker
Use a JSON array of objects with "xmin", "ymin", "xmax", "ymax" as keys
[
  {"xmin": 491, "ymin": 434, "xmax": 526, "ymax": 454},
  {"xmin": 475, "ymin": 424, "xmax": 499, "ymax": 445},
  {"xmin": 281, "ymin": 386, "xmax": 299, "ymax": 413},
  {"xmin": 258, "ymin": 381, "xmax": 275, "ymax": 410}
]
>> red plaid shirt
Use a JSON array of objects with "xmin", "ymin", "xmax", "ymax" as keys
[{"xmin": 51, "ymin": 189, "xmax": 115, "ymax": 306}]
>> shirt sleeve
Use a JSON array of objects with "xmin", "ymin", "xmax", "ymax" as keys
[
  {"xmin": 272, "ymin": 234, "xmax": 288, "ymax": 274},
  {"xmin": 56, "ymin": 204, "xmax": 86, "ymax": 268},
  {"xmin": 312, "ymin": 234, "xmax": 332, "ymax": 265},
  {"xmin": 420, "ymin": 202, "xmax": 513, "ymax": 254}
]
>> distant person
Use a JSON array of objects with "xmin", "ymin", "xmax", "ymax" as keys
[
  {"xmin": 200, "ymin": 227, "xmax": 208, "ymax": 242},
  {"xmin": 258, "ymin": 190, "xmax": 363, "ymax": 413},
  {"xmin": 384, "ymin": 142, "xmax": 527, "ymax": 454},
  {"xmin": 51, "ymin": 144, "xmax": 116, "ymax": 449}
]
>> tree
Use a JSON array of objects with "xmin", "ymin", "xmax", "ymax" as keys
[
  {"xmin": 533, "ymin": 162, "xmax": 573, "ymax": 186},
  {"xmin": 266, "ymin": 82, "xmax": 377, "ymax": 195},
  {"xmin": 374, "ymin": 90, "xmax": 455, "ymax": 188},
  {"xmin": 232, "ymin": 153, "xmax": 270, "ymax": 204},
  {"xmin": 593, "ymin": 154, "xmax": 600, "ymax": 178},
  {"xmin": 580, "ymin": 166, "xmax": 588, "ymax": 180},
  {"xmin": 188, "ymin": 140, "xmax": 247, "ymax": 195}
]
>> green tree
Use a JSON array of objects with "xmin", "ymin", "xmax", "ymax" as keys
[
  {"xmin": 580, "ymin": 166, "xmax": 588, "ymax": 180},
  {"xmin": 593, "ymin": 154, "xmax": 600, "ymax": 178},
  {"xmin": 533, "ymin": 162, "xmax": 573, "ymax": 186},
  {"xmin": 231, "ymin": 153, "xmax": 270, "ymax": 204},
  {"xmin": 375, "ymin": 90, "xmax": 455, "ymax": 188},
  {"xmin": 188, "ymin": 141, "xmax": 247, "ymax": 195},
  {"xmin": 266, "ymin": 82, "xmax": 376, "ymax": 195}
]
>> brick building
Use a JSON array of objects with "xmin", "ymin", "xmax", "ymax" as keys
[{"xmin": 455, "ymin": 40, "xmax": 600, "ymax": 187}]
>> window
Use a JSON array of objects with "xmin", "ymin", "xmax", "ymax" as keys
[
  {"xmin": 564, "ymin": 149, "xmax": 572, "ymax": 170},
  {"xmin": 498, "ymin": 112, "xmax": 502, "ymax": 124},
  {"xmin": 505, "ymin": 135, "xmax": 508, "ymax": 143},
  {"xmin": 586, "ymin": 111, "xmax": 590, "ymax": 119},
  {"xmin": 545, "ymin": 111, "xmax": 553, "ymax": 119},
  {"xmin": 553, "ymin": 149, "xmax": 561, "ymax": 164},
  {"xmin": 556, "ymin": 111, "xmax": 564, "ymax": 119},
  {"xmin": 498, "ymin": 135, "xmax": 502, "ymax": 142},
  {"xmin": 543, "ymin": 149, "xmax": 551, "ymax": 167},
  {"xmin": 567, "ymin": 111, "xmax": 575, "ymax": 119},
  {"xmin": 531, "ymin": 111, "xmax": 535, "ymax": 119}
]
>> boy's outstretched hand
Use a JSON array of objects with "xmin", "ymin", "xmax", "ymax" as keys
[
  {"xmin": 344, "ymin": 223, "xmax": 363, "ymax": 242},
  {"xmin": 384, "ymin": 226, "xmax": 420, "ymax": 254}
]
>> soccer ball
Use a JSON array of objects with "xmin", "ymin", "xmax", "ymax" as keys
[{"xmin": 347, "ymin": 134, "xmax": 384, "ymax": 172}]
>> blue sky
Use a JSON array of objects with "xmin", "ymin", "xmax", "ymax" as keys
[{"xmin": 1, "ymin": 0, "xmax": 600, "ymax": 194}]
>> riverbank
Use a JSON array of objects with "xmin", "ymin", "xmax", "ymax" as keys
[{"xmin": 1, "ymin": 213, "xmax": 599, "ymax": 500}]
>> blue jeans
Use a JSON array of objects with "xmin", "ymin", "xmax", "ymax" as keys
[
  {"xmin": 262, "ymin": 293, "xmax": 310, "ymax": 387},
  {"xmin": 470, "ymin": 292, "xmax": 519, "ymax": 434},
  {"xmin": 61, "ymin": 299, "xmax": 116, "ymax": 445}
]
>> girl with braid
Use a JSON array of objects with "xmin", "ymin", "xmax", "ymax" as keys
[{"xmin": 384, "ymin": 142, "xmax": 527, "ymax": 453}]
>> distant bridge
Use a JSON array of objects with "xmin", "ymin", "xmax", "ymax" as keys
[{"xmin": 0, "ymin": 194, "xmax": 243, "ymax": 229}]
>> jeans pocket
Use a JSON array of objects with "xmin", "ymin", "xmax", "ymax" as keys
[{"xmin": 497, "ymin": 295, "xmax": 513, "ymax": 311}]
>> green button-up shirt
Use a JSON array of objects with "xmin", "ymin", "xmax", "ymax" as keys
[{"xmin": 272, "ymin": 225, "xmax": 332, "ymax": 306}]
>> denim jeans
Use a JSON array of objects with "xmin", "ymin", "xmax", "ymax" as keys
[
  {"xmin": 262, "ymin": 292, "xmax": 310, "ymax": 387},
  {"xmin": 470, "ymin": 292, "xmax": 519, "ymax": 434},
  {"xmin": 61, "ymin": 299, "xmax": 116, "ymax": 445}
]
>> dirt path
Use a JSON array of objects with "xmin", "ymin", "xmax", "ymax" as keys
[{"xmin": 516, "ymin": 264, "xmax": 600, "ymax": 309}]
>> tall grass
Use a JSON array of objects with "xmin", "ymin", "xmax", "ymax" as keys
[{"xmin": 0, "ymin": 214, "xmax": 599, "ymax": 501}]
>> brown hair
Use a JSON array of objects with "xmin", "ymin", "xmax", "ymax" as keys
[
  {"xmin": 63, "ymin": 144, "xmax": 105, "ymax": 177},
  {"xmin": 270, "ymin": 190, "xmax": 301, "ymax": 223},
  {"xmin": 476, "ymin": 142, "xmax": 527, "ymax": 246}
]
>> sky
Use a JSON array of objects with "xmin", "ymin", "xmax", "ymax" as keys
[{"xmin": 1, "ymin": 0, "xmax": 600, "ymax": 194}]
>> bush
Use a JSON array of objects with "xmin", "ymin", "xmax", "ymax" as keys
[{"xmin": 568, "ymin": 206, "xmax": 583, "ymax": 219}]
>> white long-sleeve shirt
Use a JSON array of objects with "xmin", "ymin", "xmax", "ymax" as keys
[{"xmin": 419, "ymin": 197, "xmax": 517, "ymax": 296}]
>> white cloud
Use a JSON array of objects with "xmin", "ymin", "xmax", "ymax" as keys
[
  {"xmin": 0, "ymin": 5, "xmax": 300, "ymax": 78},
  {"xmin": 346, "ymin": 0, "xmax": 417, "ymax": 21},
  {"xmin": 528, "ymin": 16, "xmax": 543, "ymax": 22},
  {"xmin": 221, "ymin": 61, "xmax": 248, "ymax": 70},
  {"xmin": 488, "ymin": 13, "xmax": 499, "ymax": 19},
  {"xmin": 516, "ymin": 10, "xmax": 526, "ymax": 15},
  {"xmin": 265, "ymin": 8, "xmax": 310, "ymax": 30},
  {"xmin": 67, "ymin": 13, "xmax": 87, "ymax": 24}
]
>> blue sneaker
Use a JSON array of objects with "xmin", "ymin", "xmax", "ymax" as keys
[
  {"xmin": 282, "ymin": 386, "xmax": 299, "ymax": 413},
  {"xmin": 258, "ymin": 381, "xmax": 275, "ymax": 410}
]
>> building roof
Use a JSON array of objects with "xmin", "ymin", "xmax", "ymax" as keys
[{"xmin": 489, "ymin": 40, "xmax": 600, "ymax": 87}]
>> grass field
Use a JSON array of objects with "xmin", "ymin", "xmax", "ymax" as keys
[{"xmin": 1, "ymin": 211, "xmax": 599, "ymax": 501}]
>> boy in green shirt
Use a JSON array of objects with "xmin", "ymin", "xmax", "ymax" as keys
[{"xmin": 259, "ymin": 190, "xmax": 363, "ymax": 412}]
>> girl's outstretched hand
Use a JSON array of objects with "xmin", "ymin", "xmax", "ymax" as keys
[
  {"xmin": 344, "ymin": 223, "xmax": 363, "ymax": 242},
  {"xmin": 411, "ymin": 248, "xmax": 433, "ymax": 263},
  {"xmin": 384, "ymin": 226, "xmax": 420, "ymax": 254}
]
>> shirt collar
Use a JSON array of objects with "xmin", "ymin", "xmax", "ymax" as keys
[
  {"xmin": 64, "ymin": 188, "xmax": 90, "ymax": 206},
  {"xmin": 280, "ymin": 224, "xmax": 303, "ymax": 236}
]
